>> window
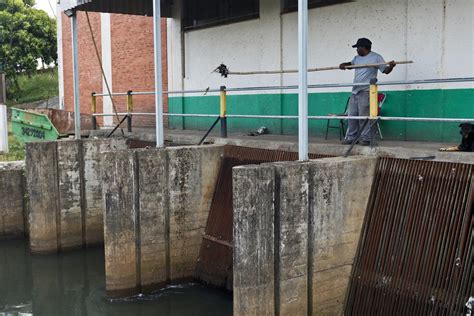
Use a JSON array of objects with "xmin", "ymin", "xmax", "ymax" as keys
[
  {"xmin": 183, "ymin": 0, "xmax": 259, "ymax": 31},
  {"xmin": 282, "ymin": 0, "xmax": 349, "ymax": 13}
]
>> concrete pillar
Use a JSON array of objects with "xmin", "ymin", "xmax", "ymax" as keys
[
  {"xmin": 82, "ymin": 139, "xmax": 127, "ymax": 245},
  {"xmin": 26, "ymin": 141, "xmax": 60, "ymax": 254},
  {"xmin": 233, "ymin": 164, "xmax": 275, "ymax": 316},
  {"xmin": 136, "ymin": 149, "xmax": 168, "ymax": 293},
  {"xmin": 26, "ymin": 139, "xmax": 128, "ymax": 254},
  {"xmin": 102, "ymin": 149, "xmax": 138, "ymax": 298},
  {"xmin": 308, "ymin": 156, "xmax": 377, "ymax": 315},
  {"xmin": 273, "ymin": 162, "xmax": 309, "ymax": 316},
  {"xmin": 167, "ymin": 146, "xmax": 221, "ymax": 282},
  {"xmin": 57, "ymin": 140, "xmax": 82, "ymax": 250},
  {"xmin": 0, "ymin": 162, "xmax": 26, "ymax": 240},
  {"xmin": 102, "ymin": 145, "xmax": 223, "ymax": 298}
]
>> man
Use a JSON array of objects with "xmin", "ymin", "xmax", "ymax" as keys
[{"xmin": 339, "ymin": 38, "xmax": 396, "ymax": 145}]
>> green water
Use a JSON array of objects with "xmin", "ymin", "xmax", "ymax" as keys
[{"xmin": 0, "ymin": 240, "xmax": 232, "ymax": 316}]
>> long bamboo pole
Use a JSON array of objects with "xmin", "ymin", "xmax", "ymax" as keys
[{"xmin": 215, "ymin": 61, "xmax": 413, "ymax": 77}]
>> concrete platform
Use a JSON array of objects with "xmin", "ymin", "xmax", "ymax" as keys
[{"xmin": 128, "ymin": 128, "xmax": 474, "ymax": 165}]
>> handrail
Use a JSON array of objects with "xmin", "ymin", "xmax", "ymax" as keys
[{"xmin": 91, "ymin": 77, "xmax": 474, "ymax": 97}]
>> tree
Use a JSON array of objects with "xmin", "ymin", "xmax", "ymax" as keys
[{"xmin": 0, "ymin": 0, "xmax": 56, "ymax": 97}]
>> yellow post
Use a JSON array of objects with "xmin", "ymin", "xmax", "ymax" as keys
[
  {"xmin": 220, "ymin": 86, "xmax": 227, "ymax": 138},
  {"xmin": 91, "ymin": 92, "xmax": 97, "ymax": 130},
  {"xmin": 127, "ymin": 90, "xmax": 134, "ymax": 113},
  {"xmin": 369, "ymin": 79, "xmax": 378, "ymax": 119},
  {"xmin": 220, "ymin": 86, "xmax": 227, "ymax": 118},
  {"xmin": 91, "ymin": 93, "xmax": 97, "ymax": 113}
]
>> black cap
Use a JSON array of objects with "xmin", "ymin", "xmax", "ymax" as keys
[{"xmin": 352, "ymin": 38, "xmax": 372, "ymax": 48}]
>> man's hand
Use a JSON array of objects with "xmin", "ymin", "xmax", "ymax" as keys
[
  {"xmin": 339, "ymin": 62, "xmax": 351, "ymax": 70},
  {"xmin": 383, "ymin": 61, "xmax": 396, "ymax": 74}
]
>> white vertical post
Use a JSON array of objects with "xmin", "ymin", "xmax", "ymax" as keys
[
  {"xmin": 71, "ymin": 12, "xmax": 81, "ymax": 140},
  {"xmin": 153, "ymin": 0, "xmax": 165, "ymax": 147},
  {"xmin": 57, "ymin": 4, "xmax": 65, "ymax": 110},
  {"xmin": 0, "ymin": 104, "xmax": 7, "ymax": 154},
  {"xmin": 298, "ymin": 0, "xmax": 309, "ymax": 161},
  {"xmin": 0, "ymin": 73, "xmax": 8, "ymax": 153}
]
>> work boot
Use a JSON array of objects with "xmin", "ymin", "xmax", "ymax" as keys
[
  {"xmin": 341, "ymin": 139, "xmax": 356, "ymax": 145},
  {"xmin": 360, "ymin": 140, "xmax": 377, "ymax": 146}
]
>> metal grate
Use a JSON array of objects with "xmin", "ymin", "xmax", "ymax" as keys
[
  {"xmin": 194, "ymin": 145, "xmax": 330, "ymax": 290},
  {"xmin": 346, "ymin": 158, "xmax": 473, "ymax": 315}
]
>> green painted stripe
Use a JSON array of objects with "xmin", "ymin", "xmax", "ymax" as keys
[{"xmin": 169, "ymin": 88, "xmax": 474, "ymax": 142}]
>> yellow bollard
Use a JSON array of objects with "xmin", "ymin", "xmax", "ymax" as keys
[
  {"xmin": 91, "ymin": 92, "xmax": 97, "ymax": 130},
  {"xmin": 91, "ymin": 93, "xmax": 97, "ymax": 114},
  {"xmin": 369, "ymin": 79, "xmax": 378, "ymax": 119},
  {"xmin": 220, "ymin": 86, "xmax": 227, "ymax": 118},
  {"xmin": 127, "ymin": 91, "xmax": 133, "ymax": 132},
  {"xmin": 127, "ymin": 90, "xmax": 134, "ymax": 113},
  {"xmin": 220, "ymin": 86, "xmax": 227, "ymax": 138}
]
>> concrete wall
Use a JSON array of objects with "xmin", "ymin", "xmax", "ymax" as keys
[
  {"xmin": 25, "ymin": 139, "xmax": 127, "ymax": 254},
  {"xmin": 59, "ymin": 11, "xmax": 168, "ymax": 127},
  {"xmin": 0, "ymin": 162, "xmax": 26, "ymax": 240},
  {"xmin": 101, "ymin": 145, "xmax": 223, "ymax": 298},
  {"xmin": 167, "ymin": 0, "xmax": 474, "ymax": 142},
  {"xmin": 233, "ymin": 156, "xmax": 377, "ymax": 315}
]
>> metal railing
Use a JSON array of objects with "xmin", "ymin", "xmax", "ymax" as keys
[{"xmin": 90, "ymin": 76, "xmax": 474, "ymax": 138}]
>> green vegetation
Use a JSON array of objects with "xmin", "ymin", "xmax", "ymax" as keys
[
  {"xmin": 7, "ymin": 69, "xmax": 58, "ymax": 105},
  {"xmin": 0, "ymin": 123, "xmax": 25, "ymax": 162},
  {"xmin": 0, "ymin": 0, "xmax": 57, "ymax": 98}
]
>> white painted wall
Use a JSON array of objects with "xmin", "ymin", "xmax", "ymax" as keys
[
  {"xmin": 168, "ymin": 0, "xmax": 474, "ymax": 94},
  {"xmin": 57, "ymin": 4, "xmax": 65, "ymax": 110},
  {"xmin": 100, "ymin": 13, "xmax": 113, "ymax": 126}
]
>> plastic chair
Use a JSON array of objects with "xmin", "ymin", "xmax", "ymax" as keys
[
  {"xmin": 377, "ymin": 93, "xmax": 386, "ymax": 140},
  {"xmin": 325, "ymin": 93, "xmax": 386, "ymax": 140},
  {"xmin": 325, "ymin": 97, "xmax": 350, "ymax": 140}
]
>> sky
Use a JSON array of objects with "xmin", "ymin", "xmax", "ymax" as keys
[{"xmin": 34, "ymin": 0, "xmax": 56, "ymax": 18}]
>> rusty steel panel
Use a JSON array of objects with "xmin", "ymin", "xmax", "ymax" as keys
[
  {"xmin": 346, "ymin": 158, "xmax": 473, "ymax": 315},
  {"xmin": 194, "ymin": 145, "xmax": 329, "ymax": 290},
  {"xmin": 34, "ymin": 109, "xmax": 93, "ymax": 135}
]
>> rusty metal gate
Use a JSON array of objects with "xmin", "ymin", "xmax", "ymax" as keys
[
  {"xmin": 346, "ymin": 158, "xmax": 473, "ymax": 315},
  {"xmin": 194, "ymin": 145, "xmax": 330, "ymax": 290}
]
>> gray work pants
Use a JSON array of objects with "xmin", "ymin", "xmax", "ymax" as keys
[{"xmin": 345, "ymin": 90, "xmax": 372, "ymax": 142}]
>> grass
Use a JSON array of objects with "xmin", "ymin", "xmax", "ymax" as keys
[
  {"xmin": 7, "ymin": 68, "xmax": 58, "ymax": 106},
  {"xmin": 0, "ymin": 123, "xmax": 25, "ymax": 162}
]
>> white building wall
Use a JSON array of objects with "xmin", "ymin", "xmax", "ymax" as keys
[
  {"xmin": 57, "ymin": 4, "xmax": 65, "ymax": 110},
  {"xmin": 100, "ymin": 13, "xmax": 113, "ymax": 126},
  {"xmin": 168, "ymin": 0, "xmax": 473, "ymax": 94}
]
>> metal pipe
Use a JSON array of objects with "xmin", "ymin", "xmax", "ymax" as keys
[
  {"xmin": 153, "ymin": 0, "xmax": 164, "ymax": 147},
  {"xmin": 298, "ymin": 0, "xmax": 309, "ymax": 161},
  {"xmin": 91, "ymin": 77, "xmax": 474, "ymax": 97},
  {"xmin": 71, "ymin": 12, "xmax": 81, "ymax": 140},
  {"xmin": 92, "ymin": 113, "xmax": 474, "ymax": 122}
]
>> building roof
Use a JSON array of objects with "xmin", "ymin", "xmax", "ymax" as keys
[{"xmin": 59, "ymin": 0, "xmax": 173, "ymax": 17}]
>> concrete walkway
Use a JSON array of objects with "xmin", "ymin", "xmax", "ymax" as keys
[{"xmin": 127, "ymin": 128, "xmax": 474, "ymax": 165}]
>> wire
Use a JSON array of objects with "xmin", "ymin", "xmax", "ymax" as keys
[
  {"xmin": 47, "ymin": 0, "xmax": 57, "ymax": 19},
  {"xmin": 85, "ymin": 11, "xmax": 124, "ymax": 136}
]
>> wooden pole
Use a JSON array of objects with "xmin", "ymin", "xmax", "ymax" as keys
[{"xmin": 224, "ymin": 61, "xmax": 413, "ymax": 76}]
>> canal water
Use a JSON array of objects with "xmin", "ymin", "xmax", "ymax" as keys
[{"xmin": 0, "ymin": 240, "xmax": 232, "ymax": 316}]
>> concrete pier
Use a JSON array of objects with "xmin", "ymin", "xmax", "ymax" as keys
[
  {"xmin": 0, "ymin": 162, "xmax": 26, "ymax": 240},
  {"xmin": 26, "ymin": 139, "xmax": 127, "ymax": 254},
  {"xmin": 102, "ymin": 145, "xmax": 223, "ymax": 298},
  {"xmin": 233, "ymin": 156, "xmax": 377, "ymax": 316}
]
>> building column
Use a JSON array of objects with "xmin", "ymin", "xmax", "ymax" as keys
[{"xmin": 100, "ymin": 13, "xmax": 113, "ymax": 127}]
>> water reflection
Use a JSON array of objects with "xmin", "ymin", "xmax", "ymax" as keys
[{"xmin": 0, "ymin": 240, "xmax": 232, "ymax": 316}]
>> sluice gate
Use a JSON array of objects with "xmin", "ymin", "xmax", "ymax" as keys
[
  {"xmin": 346, "ymin": 158, "xmax": 473, "ymax": 315},
  {"xmin": 195, "ymin": 145, "xmax": 330, "ymax": 290}
]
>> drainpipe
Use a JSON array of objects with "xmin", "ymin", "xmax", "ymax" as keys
[
  {"xmin": 153, "ymin": 0, "xmax": 164, "ymax": 147},
  {"xmin": 298, "ymin": 0, "xmax": 309, "ymax": 161}
]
